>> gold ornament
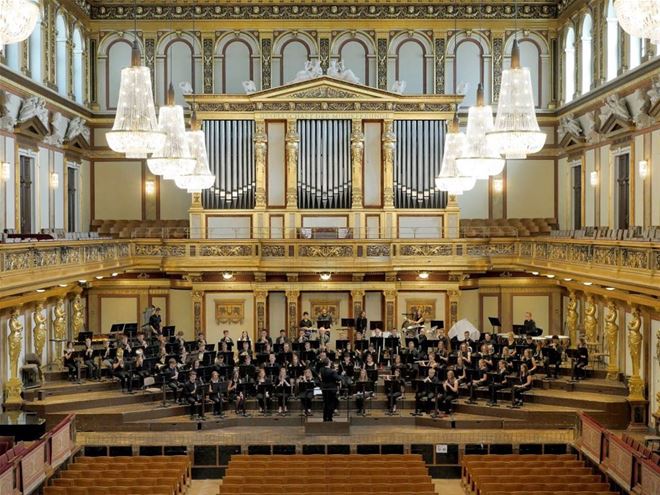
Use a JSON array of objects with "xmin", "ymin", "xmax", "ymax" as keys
[
  {"xmin": 627, "ymin": 307, "xmax": 644, "ymax": 400},
  {"xmin": 32, "ymin": 303, "xmax": 47, "ymax": 359},
  {"xmin": 566, "ymin": 290, "xmax": 578, "ymax": 348},
  {"xmin": 53, "ymin": 297, "xmax": 67, "ymax": 369},
  {"xmin": 72, "ymin": 294, "xmax": 84, "ymax": 334},
  {"xmin": 584, "ymin": 295, "xmax": 598, "ymax": 346},
  {"xmin": 8, "ymin": 309, "xmax": 23, "ymax": 380},
  {"xmin": 605, "ymin": 300, "xmax": 619, "ymax": 381}
]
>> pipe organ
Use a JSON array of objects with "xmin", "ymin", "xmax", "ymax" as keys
[
  {"xmin": 297, "ymin": 120, "xmax": 352, "ymax": 209},
  {"xmin": 202, "ymin": 120, "xmax": 255, "ymax": 209},
  {"xmin": 394, "ymin": 120, "xmax": 448, "ymax": 209}
]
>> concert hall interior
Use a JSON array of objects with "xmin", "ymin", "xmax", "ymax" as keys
[{"xmin": 0, "ymin": 0, "xmax": 660, "ymax": 494}]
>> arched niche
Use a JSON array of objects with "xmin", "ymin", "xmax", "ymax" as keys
[
  {"xmin": 387, "ymin": 32, "xmax": 433, "ymax": 94},
  {"xmin": 330, "ymin": 31, "xmax": 377, "ymax": 87},
  {"xmin": 504, "ymin": 31, "xmax": 550, "ymax": 108},
  {"xmin": 214, "ymin": 32, "xmax": 261, "ymax": 94}
]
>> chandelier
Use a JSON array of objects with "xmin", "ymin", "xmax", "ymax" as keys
[
  {"xmin": 147, "ymin": 83, "xmax": 196, "ymax": 180},
  {"xmin": 615, "ymin": 0, "xmax": 660, "ymax": 43},
  {"xmin": 487, "ymin": 40, "xmax": 546, "ymax": 159},
  {"xmin": 455, "ymin": 84, "xmax": 505, "ymax": 180},
  {"xmin": 175, "ymin": 112, "xmax": 215, "ymax": 193},
  {"xmin": 0, "ymin": 0, "xmax": 40, "ymax": 49},
  {"xmin": 106, "ymin": 40, "xmax": 165, "ymax": 158},
  {"xmin": 434, "ymin": 115, "xmax": 476, "ymax": 195}
]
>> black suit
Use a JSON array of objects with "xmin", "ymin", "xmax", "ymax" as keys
[
  {"xmin": 208, "ymin": 380, "xmax": 225, "ymax": 415},
  {"xmin": 356, "ymin": 317, "xmax": 368, "ymax": 334},
  {"xmin": 320, "ymin": 366, "xmax": 342, "ymax": 422},
  {"xmin": 183, "ymin": 380, "xmax": 202, "ymax": 418}
]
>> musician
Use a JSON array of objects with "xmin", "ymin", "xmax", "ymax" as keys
[
  {"xmin": 238, "ymin": 341, "xmax": 252, "ymax": 363},
  {"xmin": 258, "ymin": 329, "xmax": 272, "ymax": 346},
  {"xmin": 298, "ymin": 368, "xmax": 316, "ymax": 416},
  {"xmin": 174, "ymin": 331, "xmax": 186, "ymax": 354},
  {"xmin": 389, "ymin": 327, "xmax": 403, "ymax": 344},
  {"xmin": 414, "ymin": 367, "xmax": 438, "ymax": 416},
  {"xmin": 227, "ymin": 368, "xmax": 247, "ymax": 416},
  {"xmin": 287, "ymin": 353, "xmax": 305, "ymax": 382},
  {"xmin": 131, "ymin": 352, "xmax": 150, "ymax": 391},
  {"xmin": 411, "ymin": 309, "xmax": 424, "ymax": 327},
  {"xmin": 255, "ymin": 368, "xmax": 272, "ymax": 414},
  {"xmin": 83, "ymin": 337, "xmax": 100, "ymax": 381},
  {"xmin": 220, "ymin": 330, "xmax": 233, "ymax": 347},
  {"xmin": 468, "ymin": 359, "xmax": 489, "ymax": 403},
  {"xmin": 524, "ymin": 334, "xmax": 535, "ymax": 350},
  {"xmin": 437, "ymin": 369, "xmax": 459, "ymax": 415},
  {"xmin": 155, "ymin": 346, "xmax": 168, "ymax": 372},
  {"xmin": 385, "ymin": 368, "xmax": 404, "ymax": 414},
  {"xmin": 457, "ymin": 342, "xmax": 472, "ymax": 363},
  {"xmin": 278, "ymin": 342, "xmax": 293, "ymax": 366},
  {"xmin": 339, "ymin": 353, "xmax": 355, "ymax": 381},
  {"xmin": 63, "ymin": 341, "xmax": 79, "ymax": 381},
  {"xmin": 212, "ymin": 353, "xmax": 229, "ymax": 378},
  {"xmin": 237, "ymin": 331, "xmax": 252, "ymax": 350},
  {"xmin": 275, "ymin": 329, "xmax": 289, "ymax": 345},
  {"xmin": 488, "ymin": 360, "xmax": 509, "ymax": 406},
  {"xmin": 543, "ymin": 335, "xmax": 563, "ymax": 379},
  {"xmin": 355, "ymin": 311, "xmax": 368, "ymax": 334},
  {"xmin": 299, "ymin": 312, "xmax": 314, "ymax": 332},
  {"xmin": 318, "ymin": 327, "xmax": 331, "ymax": 346},
  {"xmin": 462, "ymin": 331, "xmax": 476, "ymax": 352},
  {"xmin": 391, "ymin": 353, "xmax": 405, "ymax": 378},
  {"xmin": 505, "ymin": 333, "xmax": 518, "ymax": 356},
  {"xmin": 512, "ymin": 363, "xmax": 533, "ymax": 407},
  {"xmin": 317, "ymin": 308, "xmax": 333, "ymax": 329},
  {"xmin": 275, "ymin": 368, "xmax": 292, "ymax": 415},
  {"xmin": 119, "ymin": 334, "xmax": 132, "ymax": 357},
  {"xmin": 208, "ymin": 370, "xmax": 225, "ymax": 417},
  {"xmin": 148, "ymin": 307, "xmax": 162, "ymax": 335},
  {"xmin": 135, "ymin": 333, "xmax": 149, "ymax": 354},
  {"xmin": 341, "ymin": 341, "xmax": 356, "ymax": 362},
  {"xmin": 572, "ymin": 337, "xmax": 589, "ymax": 381},
  {"xmin": 435, "ymin": 341, "xmax": 449, "ymax": 367},
  {"xmin": 100, "ymin": 339, "xmax": 114, "ymax": 377},
  {"xmin": 112, "ymin": 355, "xmax": 131, "ymax": 392},
  {"xmin": 320, "ymin": 358, "xmax": 342, "ymax": 422},
  {"xmin": 523, "ymin": 312, "xmax": 538, "ymax": 335},
  {"xmin": 163, "ymin": 358, "xmax": 183, "ymax": 403},
  {"xmin": 264, "ymin": 353, "xmax": 281, "ymax": 379},
  {"xmin": 354, "ymin": 330, "xmax": 367, "ymax": 342},
  {"xmin": 477, "ymin": 343, "xmax": 494, "ymax": 370},
  {"xmin": 183, "ymin": 370, "xmax": 203, "ymax": 420},
  {"xmin": 195, "ymin": 332, "xmax": 207, "ymax": 348},
  {"xmin": 521, "ymin": 348, "xmax": 539, "ymax": 375},
  {"xmin": 296, "ymin": 329, "xmax": 308, "ymax": 344},
  {"xmin": 302, "ymin": 341, "xmax": 316, "ymax": 368},
  {"xmin": 499, "ymin": 347, "xmax": 515, "ymax": 371},
  {"xmin": 453, "ymin": 356, "xmax": 468, "ymax": 384},
  {"xmin": 354, "ymin": 369, "xmax": 373, "ymax": 416}
]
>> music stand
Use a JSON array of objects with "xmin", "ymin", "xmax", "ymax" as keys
[
  {"xmin": 487, "ymin": 317, "xmax": 501, "ymax": 333},
  {"xmin": 370, "ymin": 321, "xmax": 383, "ymax": 330},
  {"xmin": 512, "ymin": 324, "xmax": 526, "ymax": 336},
  {"xmin": 77, "ymin": 331, "xmax": 92, "ymax": 343},
  {"xmin": 162, "ymin": 326, "xmax": 175, "ymax": 338},
  {"xmin": 431, "ymin": 320, "xmax": 444, "ymax": 330},
  {"xmin": 341, "ymin": 318, "xmax": 355, "ymax": 327},
  {"xmin": 123, "ymin": 323, "xmax": 138, "ymax": 336},
  {"xmin": 110, "ymin": 323, "xmax": 124, "ymax": 334}
]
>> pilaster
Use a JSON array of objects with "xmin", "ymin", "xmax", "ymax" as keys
[
  {"xmin": 383, "ymin": 289, "xmax": 396, "ymax": 332},
  {"xmin": 254, "ymin": 120, "xmax": 267, "ymax": 210},
  {"xmin": 285, "ymin": 119, "xmax": 299, "ymax": 210},
  {"xmin": 254, "ymin": 289, "xmax": 268, "ymax": 338},
  {"xmin": 285, "ymin": 290, "xmax": 299, "ymax": 338},
  {"xmin": 382, "ymin": 119, "xmax": 395, "ymax": 210},
  {"xmin": 351, "ymin": 118, "xmax": 364, "ymax": 209}
]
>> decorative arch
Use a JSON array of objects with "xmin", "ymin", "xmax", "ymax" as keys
[
  {"xmin": 55, "ymin": 12, "xmax": 69, "ymax": 97},
  {"xmin": 605, "ymin": 0, "xmax": 619, "ymax": 81},
  {"xmin": 72, "ymin": 27, "xmax": 84, "ymax": 104},
  {"xmin": 387, "ymin": 31, "xmax": 434, "ymax": 94},
  {"xmin": 28, "ymin": 13, "xmax": 43, "ymax": 83},
  {"xmin": 580, "ymin": 13, "xmax": 593, "ymax": 95},
  {"xmin": 564, "ymin": 25, "xmax": 576, "ymax": 103},
  {"xmin": 97, "ymin": 32, "xmax": 143, "ymax": 111},
  {"xmin": 504, "ymin": 31, "xmax": 550, "ymax": 108},
  {"xmin": 329, "ymin": 31, "xmax": 377, "ymax": 86},
  {"xmin": 155, "ymin": 31, "xmax": 203, "ymax": 105},
  {"xmin": 214, "ymin": 32, "xmax": 261, "ymax": 93},
  {"xmin": 272, "ymin": 31, "xmax": 319, "ymax": 86},
  {"xmin": 445, "ymin": 30, "xmax": 492, "ymax": 105}
]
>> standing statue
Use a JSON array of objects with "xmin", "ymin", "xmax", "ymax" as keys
[
  {"xmin": 627, "ymin": 307, "xmax": 644, "ymax": 400},
  {"xmin": 567, "ymin": 290, "xmax": 578, "ymax": 348},
  {"xmin": 584, "ymin": 295, "xmax": 598, "ymax": 346},
  {"xmin": 605, "ymin": 300, "xmax": 619, "ymax": 380},
  {"xmin": 33, "ymin": 303, "xmax": 47, "ymax": 359},
  {"xmin": 53, "ymin": 297, "xmax": 66, "ymax": 368},
  {"xmin": 8, "ymin": 309, "xmax": 23, "ymax": 380},
  {"xmin": 72, "ymin": 294, "xmax": 84, "ymax": 335}
]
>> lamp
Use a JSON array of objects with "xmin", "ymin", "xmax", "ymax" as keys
[
  {"xmin": 418, "ymin": 271, "xmax": 430, "ymax": 280},
  {"xmin": 49, "ymin": 172, "xmax": 59, "ymax": 189},
  {"xmin": 147, "ymin": 83, "xmax": 196, "ymax": 180},
  {"xmin": 456, "ymin": 84, "xmax": 505, "ymax": 179},
  {"xmin": 590, "ymin": 170, "xmax": 599, "ymax": 187},
  {"xmin": 319, "ymin": 272, "xmax": 332, "ymax": 281},
  {"xmin": 639, "ymin": 160, "xmax": 649, "ymax": 179},
  {"xmin": 174, "ymin": 112, "xmax": 215, "ymax": 193},
  {"xmin": 222, "ymin": 272, "xmax": 234, "ymax": 280},
  {"xmin": 487, "ymin": 40, "xmax": 546, "ymax": 159},
  {"xmin": 144, "ymin": 180, "xmax": 155, "ymax": 195},
  {"xmin": 492, "ymin": 178, "xmax": 504, "ymax": 193},
  {"xmin": 1, "ymin": 161, "xmax": 10, "ymax": 181},
  {"xmin": 614, "ymin": 0, "xmax": 660, "ymax": 44},
  {"xmin": 0, "ymin": 0, "xmax": 40, "ymax": 49},
  {"xmin": 434, "ymin": 115, "xmax": 476, "ymax": 195}
]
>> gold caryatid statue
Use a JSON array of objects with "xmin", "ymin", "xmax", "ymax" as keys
[
  {"xmin": 627, "ymin": 306, "xmax": 644, "ymax": 400},
  {"xmin": 8, "ymin": 308, "xmax": 23, "ymax": 380},
  {"xmin": 566, "ymin": 290, "xmax": 578, "ymax": 348},
  {"xmin": 605, "ymin": 300, "xmax": 619, "ymax": 381},
  {"xmin": 584, "ymin": 295, "xmax": 598, "ymax": 346},
  {"xmin": 33, "ymin": 303, "xmax": 47, "ymax": 359},
  {"xmin": 53, "ymin": 297, "xmax": 66, "ymax": 368},
  {"xmin": 72, "ymin": 294, "xmax": 84, "ymax": 334}
]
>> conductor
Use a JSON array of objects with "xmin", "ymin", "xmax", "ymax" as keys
[{"xmin": 320, "ymin": 358, "xmax": 342, "ymax": 422}]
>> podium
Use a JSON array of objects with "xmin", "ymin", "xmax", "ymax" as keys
[{"xmin": 304, "ymin": 416, "xmax": 350, "ymax": 436}]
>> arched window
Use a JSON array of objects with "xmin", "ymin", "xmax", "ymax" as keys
[
  {"xmin": 330, "ymin": 32, "xmax": 377, "ymax": 87},
  {"xmin": 581, "ymin": 14, "xmax": 592, "ymax": 94},
  {"xmin": 106, "ymin": 39, "xmax": 133, "ymax": 109},
  {"xmin": 282, "ymin": 39, "xmax": 310, "ymax": 84},
  {"xmin": 4, "ymin": 43, "xmax": 20, "ymax": 71},
  {"xmin": 455, "ymin": 40, "xmax": 483, "ymax": 107},
  {"xmin": 56, "ymin": 13, "xmax": 68, "ymax": 96},
  {"xmin": 164, "ymin": 40, "xmax": 193, "ymax": 105},
  {"xmin": 564, "ymin": 27, "xmax": 576, "ymax": 103},
  {"xmin": 72, "ymin": 28, "xmax": 84, "ymax": 104},
  {"xmin": 518, "ymin": 40, "xmax": 541, "ymax": 107},
  {"xmin": 606, "ymin": 0, "xmax": 619, "ymax": 81},
  {"xmin": 629, "ymin": 35, "xmax": 642, "ymax": 69},
  {"xmin": 396, "ymin": 40, "xmax": 426, "ymax": 94},
  {"xmin": 503, "ymin": 31, "xmax": 550, "ymax": 108},
  {"xmin": 223, "ymin": 40, "xmax": 252, "ymax": 93},
  {"xmin": 29, "ymin": 18, "xmax": 42, "ymax": 83}
]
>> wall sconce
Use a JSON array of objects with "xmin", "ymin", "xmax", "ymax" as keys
[
  {"xmin": 222, "ymin": 272, "xmax": 234, "ymax": 280},
  {"xmin": 49, "ymin": 172, "xmax": 59, "ymax": 189},
  {"xmin": 493, "ymin": 178, "xmax": 504, "ymax": 193},
  {"xmin": 418, "ymin": 271, "xmax": 430, "ymax": 280},
  {"xmin": 319, "ymin": 272, "xmax": 332, "ymax": 281},
  {"xmin": 145, "ymin": 180, "xmax": 155, "ymax": 195},
  {"xmin": 590, "ymin": 171, "xmax": 599, "ymax": 187},
  {"xmin": 639, "ymin": 160, "xmax": 649, "ymax": 179},
  {"xmin": 1, "ymin": 162, "xmax": 10, "ymax": 181}
]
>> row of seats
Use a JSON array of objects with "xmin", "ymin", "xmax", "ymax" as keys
[
  {"xmin": 462, "ymin": 453, "xmax": 617, "ymax": 495},
  {"xmin": 621, "ymin": 434, "xmax": 660, "ymax": 464},
  {"xmin": 550, "ymin": 226, "xmax": 660, "ymax": 241},
  {"xmin": 461, "ymin": 218, "xmax": 557, "ymax": 238},
  {"xmin": 221, "ymin": 454, "xmax": 435, "ymax": 495},
  {"xmin": 0, "ymin": 441, "xmax": 26, "ymax": 468},
  {"xmin": 91, "ymin": 219, "xmax": 189, "ymax": 239}
]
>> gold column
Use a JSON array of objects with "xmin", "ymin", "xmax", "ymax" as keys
[
  {"xmin": 584, "ymin": 294, "xmax": 598, "ymax": 348},
  {"xmin": 72, "ymin": 293, "xmax": 85, "ymax": 335},
  {"xmin": 32, "ymin": 302, "xmax": 47, "ymax": 378},
  {"xmin": 627, "ymin": 306, "xmax": 644, "ymax": 401},
  {"xmin": 285, "ymin": 119, "xmax": 299, "ymax": 209},
  {"xmin": 189, "ymin": 192, "xmax": 204, "ymax": 238},
  {"xmin": 351, "ymin": 118, "xmax": 364, "ymax": 209},
  {"xmin": 5, "ymin": 308, "xmax": 24, "ymax": 407},
  {"xmin": 53, "ymin": 296, "xmax": 66, "ymax": 369},
  {"xmin": 254, "ymin": 290, "xmax": 268, "ymax": 338},
  {"xmin": 383, "ymin": 289, "xmax": 396, "ymax": 332},
  {"xmin": 254, "ymin": 120, "xmax": 268, "ymax": 209},
  {"xmin": 382, "ymin": 119, "xmax": 395, "ymax": 209},
  {"xmin": 567, "ymin": 289, "xmax": 579, "ymax": 348},
  {"xmin": 351, "ymin": 289, "xmax": 365, "ymax": 319},
  {"xmin": 605, "ymin": 299, "xmax": 619, "ymax": 381},
  {"xmin": 448, "ymin": 290, "xmax": 460, "ymax": 329},
  {"xmin": 192, "ymin": 290, "xmax": 204, "ymax": 336},
  {"xmin": 286, "ymin": 290, "xmax": 299, "ymax": 339}
]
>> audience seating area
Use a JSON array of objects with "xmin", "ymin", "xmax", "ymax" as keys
[
  {"xmin": 219, "ymin": 454, "xmax": 435, "ymax": 495},
  {"xmin": 551, "ymin": 226, "xmax": 660, "ymax": 241},
  {"xmin": 91, "ymin": 219, "xmax": 189, "ymax": 239},
  {"xmin": 461, "ymin": 453, "xmax": 615, "ymax": 495},
  {"xmin": 621, "ymin": 434, "xmax": 660, "ymax": 465},
  {"xmin": 461, "ymin": 218, "xmax": 557, "ymax": 238},
  {"xmin": 45, "ymin": 455, "xmax": 191, "ymax": 495}
]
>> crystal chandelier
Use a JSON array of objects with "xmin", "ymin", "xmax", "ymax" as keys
[
  {"xmin": 615, "ymin": 0, "xmax": 660, "ymax": 44},
  {"xmin": 0, "ymin": 0, "xmax": 40, "ymax": 49},
  {"xmin": 434, "ymin": 115, "xmax": 476, "ymax": 195},
  {"xmin": 147, "ymin": 83, "xmax": 196, "ymax": 180},
  {"xmin": 455, "ymin": 84, "xmax": 505, "ymax": 180},
  {"xmin": 175, "ymin": 112, "xmax": 215, "ymax": 193},
  {"xmin": 106, "ymin": 40, "xmax": 165, "ymax": 158},
  {"xmin": 487, "ymin": 40, "xmax": 546, "ymax": 159}
]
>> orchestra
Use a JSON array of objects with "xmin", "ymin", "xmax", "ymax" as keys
[{"xmin": 58, "ymin": 309, "xmax": 587, "ymax": 421}]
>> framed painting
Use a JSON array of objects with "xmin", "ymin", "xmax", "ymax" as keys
[
  {"xmin": 406, "ymin": 299, "xmax": 436, "ymax": 321},
  {"xmin": 215, "ymin": 300, "xmax": 245, "ymax": 325}
]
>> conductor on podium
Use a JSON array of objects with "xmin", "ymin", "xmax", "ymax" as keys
[{"xmin": 320, "ymin": 358, "xmax": 342, "ymax": 422}]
